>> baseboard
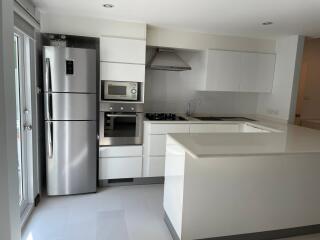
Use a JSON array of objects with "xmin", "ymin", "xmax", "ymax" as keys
[
  {"xmin": 99, "ymin": 177, "xmax": 164, "ymax": 187},
  {"xmin": 164, "ymin": 210, "xmax": 320, "ymax": 240}
]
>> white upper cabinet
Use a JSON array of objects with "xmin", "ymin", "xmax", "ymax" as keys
[
  {"xmin": 100, "ymin": 37, "xmax": 146, "ymax": 64},
  {"xmin": 202, "ymin": 50, "xmax": 275, "ymax": 93},
  {"xmin": 205, "ymin": 50, "xmax": 242, "ymax": 91},
  {"xmin": 100, "ymin": 62, "xmax": 145, "ymax": 82},
  {"xmin": 240, "ymin": 52, "xmax": 276, "ymax": 92}
]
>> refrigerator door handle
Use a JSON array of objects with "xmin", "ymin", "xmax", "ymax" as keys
[
  {"xmin": 45, "ymin": 93, "xmax": 53, "ymax": 120},
  {"xmin": 45, "ymin": 58, "xmax": 52, "ymax": 92},
  {"xmin": 47, "ymin": 121, "xmax": 53, "ymax": 159}
]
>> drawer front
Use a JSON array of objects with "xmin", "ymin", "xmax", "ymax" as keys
[
  {"xmin": 150, "ymin": 124, "xmax": 190, "ymax": 134},
  {"xmin": 149, "ymin": 157, "xmax": 166, "ymax": 177},
  {"xmin": 99, "ymin": 146, "xmax": 142, "ymax": 158},
  {"xmin": 99, "ymin": 157, "xmax": 142, "ymax": 179},
  {"xmin": 100, "ymin": 62, "xmax": 145, "ymax": 82},
  {"xmin": 100, "ymin": 37, "xmax": 146, "ymax": 64},
  {"xmin": 190, "ymin": 124, "xmax": 240, "ymax": 133},
  {"xmin": 149, "ymin": 135, "xmax": 166, "ymax": 156}
]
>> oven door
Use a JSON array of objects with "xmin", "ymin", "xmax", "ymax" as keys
[{"xmin": 99, "ymin": 112, "xmax": 143, "ymax": 146}]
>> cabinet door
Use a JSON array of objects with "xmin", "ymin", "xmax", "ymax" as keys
[
  {"xmin": 148, "ymin": 157, "xmax": 166, "ymax": 177},
  {"xmin": 240, "ymin": 53, "xmax": 275, "ymax": 92},
  {"xmin": 206, "ymin": 50, "xmax": 242, "ymax": 91},
  {"xmin": 100, "ymin": 62, "xmax": 145, "ymax": 82},
  {"xmin": 99, "ymin": 145, "xmax": 142, "ymax": 158},
  {"xmin": 100, "ymin": 37, "xmax": 146, "ymax": 64},
  {"xmin": 149, "ymin": 135, "xmax": 167, "ymax": 156},
  {"xmin": 99, "ymin": 157, "xmax": 142, "ymax": 179}
]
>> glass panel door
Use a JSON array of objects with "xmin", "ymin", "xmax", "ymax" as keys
[{"xmin": 14, "ymin": 31, "xmax": 32, "ymax": 215}]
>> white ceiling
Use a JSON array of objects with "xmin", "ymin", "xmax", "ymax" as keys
[{"xmin": 32, "ymin": 0, "xmax": 320, "ymax": 39}]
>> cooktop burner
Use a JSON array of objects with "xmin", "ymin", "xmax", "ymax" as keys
[{"xmin": 145, "ymin": 113, "xmax": 187, "ymax": 121}]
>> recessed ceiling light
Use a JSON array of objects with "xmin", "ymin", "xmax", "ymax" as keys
[
  {"xmin": 262, "ymin": 21, "xmax": 273, "ymax": 26},
  {"xmin": 103, "ymin": 3, "xmax": 114, "ymax": 8}
]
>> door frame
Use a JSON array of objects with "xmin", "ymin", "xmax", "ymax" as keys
[{"xmin": 14, "ymin": 27, "xmax": 36, "ymax": 220}]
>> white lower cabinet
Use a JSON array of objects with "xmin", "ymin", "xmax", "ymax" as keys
[
  {"xmin": 148, "ymin": 157, "xmax": 166, "ymax": 177},
  {"xmin": 143, "ymin": 122, "xmax": 267, "ymax": 177},
  {"xmin": 99, "ymin": 157, "xmax": 142, "ymax": 179},
  {"xmin": 149, "ymin": 135, "xmax": 167, "ymax": 156},
  {"xmin": 99, "ymin": 146, "xmax": 142, "ymax": 180}
]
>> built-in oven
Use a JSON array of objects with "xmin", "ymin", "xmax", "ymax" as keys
[
  {"xmin": 99, "ymin": 103, "xmax": 143, "ymax": 146},
  {"xmin": 101, "ymin": 80, "xmax": 138, "ymax": 101}
]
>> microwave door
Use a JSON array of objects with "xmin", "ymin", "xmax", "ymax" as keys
[{"xmin": 105, "ymin": 84, "xmax": 127, "ymax": 100}]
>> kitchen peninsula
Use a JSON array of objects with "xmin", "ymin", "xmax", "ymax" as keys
[{"xmin": 163, "ymin": 124, "xmax": 320, "ymax": 240}]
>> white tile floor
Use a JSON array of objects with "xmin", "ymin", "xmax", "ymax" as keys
[{"xmin": 22, "ymin": 184, "xmax": 320, "ymax": 240}]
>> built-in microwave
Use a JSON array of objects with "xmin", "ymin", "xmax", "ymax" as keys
[{"xmin": 101, "ymin": 80, "xmax": 138, "ymax": 101}]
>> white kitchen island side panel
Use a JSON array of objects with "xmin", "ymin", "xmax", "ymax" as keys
[
  {"xmin": 163, "ymin": 140, "xmax": 186, "ymax": 239},
  {"xmin": 164, "ymin": 135, "xmax": 320, "ymax": 240}
]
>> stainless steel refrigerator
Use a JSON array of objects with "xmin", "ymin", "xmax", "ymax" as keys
[{"xmin": 43, "ymin": 46, "xmax": 97, "ymax": 196}]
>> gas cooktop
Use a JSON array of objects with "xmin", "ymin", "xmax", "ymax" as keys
[{"xmin": 145, "ymin": 113, "xmax": 187, "ymax": 121}]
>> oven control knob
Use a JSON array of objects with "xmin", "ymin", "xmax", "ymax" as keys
[
  {"xmin": 131, "ymin": 107, "xmax": 135, "ymax": 111},
  {"xmin": 109, "ymin": 107, "xmax": 113, "ymax": 110},
  {"xmin": 120, "ymin": 107, "xmax": 124, "ymax": 110},
  {"xmin": 131, "ymin": 89, "xmax": 137, "ymax": 94}
]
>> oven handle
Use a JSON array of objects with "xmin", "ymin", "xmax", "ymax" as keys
[{"xmin": 106, "ymin": 114, "xmax": 137, "ymax": 118}]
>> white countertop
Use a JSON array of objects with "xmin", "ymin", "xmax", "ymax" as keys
[{"xmin": 168, "ymin": 124, "xmax": 320, "ymax": 158}]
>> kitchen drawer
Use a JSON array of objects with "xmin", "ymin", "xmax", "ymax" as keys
[
  {"xmin": 149, "ymin": 156, "xmax": 166, "ymax": 177},
  {"xmin": 99, "ymin": 157, "xmax": 142, "ymax": 179},
  {"xmin": 99, "ymin": 146, "xmax": 142, "ymax": 158},
  {"xmin": 189, "ymin": 123, "xmax": 240, "ymax": 133},
  {"xmin": 150, "ymin": 124, "xmax": 190, "ymax": 134},
  {"xmin": 100, "ymin": 62, "xmax": 145, "ymax": 82},
  {"xmin": 149, "ymin": 135, "xmax": 166, "ymax": 156},
  {"xmin": 100, "ymin": 37, "xmax": 146, "ymax": 64}
]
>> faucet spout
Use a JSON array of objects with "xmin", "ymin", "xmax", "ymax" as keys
[{"xmin": 186, "ymin": 101, "xmax": 192, "ymax": 117}]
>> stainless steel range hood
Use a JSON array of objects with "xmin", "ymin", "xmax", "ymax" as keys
[{"xmin": 148, "ymin": 48, "xmax": 192, "ymax": 71}]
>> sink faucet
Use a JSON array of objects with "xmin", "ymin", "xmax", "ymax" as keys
[
  {"xmin": 186, "ymin": 101, "xmax": 192, "ymax": 117},
  {"xmin": 186, "ymin": 98, "xmax": 201, "ymax": 117}
]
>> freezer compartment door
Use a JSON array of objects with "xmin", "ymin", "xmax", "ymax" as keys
[
  {"xmin": 44, "ymin": 93, "xmax": 96, "ymax": 121},
  {"xmin": 43, "ymin": 46, "xmax": 96, "ymax": 93},
  {"xmin": 45, "ymin": 121, "xmax": 97, "ymax": 196}
]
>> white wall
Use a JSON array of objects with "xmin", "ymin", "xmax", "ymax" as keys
[
  {"xmin": 257, "ymin": 36, "xmax": 304, "ymax": 121},
  {"xmin": 0, "ymin": 0, "xmax": 20, "ymax": 239},
  {"xmin": 145, "ymin": 50, "xmax": 259, "ymax": 115},
  {"xmin": 40, "ymin": 12, "xmax": 147, "ymax": 39},
  {"xmin": 147, "ymin": 26, "xmax": 276, "ymax": 52}
]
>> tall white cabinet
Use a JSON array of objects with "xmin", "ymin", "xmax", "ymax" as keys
[
  {"xmin": 100, "ymin": 36, "xmax": 146, "ymax": 101},
  {"xmin": 200, "ymin": 50, "xmax": 276, "ymax": 93},
  {"xmin": 99, "ymin": 36, "xmax": 146, "ymax": 182}
]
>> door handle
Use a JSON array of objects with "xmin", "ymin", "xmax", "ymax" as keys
[
  {"xmin": 47, "ymin": 122, "xmax": 53, "ymax": 158},
  {"xmin": 45, "ymin": 93, "xmax": 52, "ymax": 120},
  {"xmin": 45, "ymin": 58, "xmax": 52, "ymax": 92},
  {"xmin": 24, "ymin": 124, "xmax": 32, "ymax": 131},
  {"xmin": 106, "ymin": 114, "xmax": 137, "ymax": 118}
]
